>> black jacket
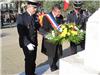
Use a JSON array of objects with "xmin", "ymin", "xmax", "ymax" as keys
[
  {"xmin": 66, "ymin": 9, "xmax": 91, "ymax": 30},
  {"xmin": 41, "ymin": 12, "xmax": 62, "ymax": 57},
  {"xmin": 17, "ymin": 12, "xmax": 40, "ymax": 48}
]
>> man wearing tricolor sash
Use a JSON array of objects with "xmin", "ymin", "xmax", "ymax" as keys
[{"xmin": 41, "ymin": 4, "xmax": 63, "ymax": 72}]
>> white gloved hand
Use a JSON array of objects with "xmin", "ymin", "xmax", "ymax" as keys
[
  {"xmin": 57, "ymin": 25, "xmax": 62, "ymax": 32},
  {"xmin": 80, "ymin": 29, "xmax": 83, "ymax": 32},
  {"xmin": 27, "ymin": 43, "xmax": 35, "ymax": 51},
  {"xmin": 74, "ymin": 26, "xmax": 79, "ymax": 30}
]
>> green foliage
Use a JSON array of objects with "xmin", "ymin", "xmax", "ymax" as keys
[
  {"xmin": 43, "ymin": 1, "xmax": 63, "ymax": 12},
  {"xmin": 42, "ymin": 1, "xmax": 100, "ymax": 15},
  {"xmin": 68, "ymin": 30, "xmax": 85, "ymax": 44},
  {"xmin": 45, "ymin": 23, "xmax": 85, "ymax": 44},
  {"xmin": 82, "ymin": 1, "xmax": 100, "ymax": 13}
]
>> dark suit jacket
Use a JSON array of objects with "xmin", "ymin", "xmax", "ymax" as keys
[
  {"xmin": 16, "ymin": 12, "xmax": 40, "ymax": 48},
  {"xmin": 41, "ymin": 12, "xmax": 62, "ymax": 57}
]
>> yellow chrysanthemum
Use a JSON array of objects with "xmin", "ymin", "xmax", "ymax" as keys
[
  {"xmin": 60, "ymin": 28, "xmax": 67, "ymax": 37},
  {"xmin": 69, "ymin": 23, "xmax": 75, "ymax": 28},
  {"xmin": 71, "ymin": 30, "xmax": 78, "ymax": 36},
  {"xmin": 69, "ymin": 25, "xmax": 74, "ymax": 28},
  {"xmin": 67, "ymin": 32, "xmax": 70, "ymax": 36},
  {"xmin": 61, "ymin": 25, "xmax": 66, "ymax": 30},
  {"xmin": 63, "ymin": 28, "xmax": 67, "ymax": 32}
]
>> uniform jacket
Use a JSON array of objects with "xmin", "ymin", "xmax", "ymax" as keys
[
  {"xmin": 66, "ymin": 9, "xmax": 91, "ymax": 30},
  {"xmin": 17, "ymin": 12, "xmax": 40, "ymax": 48}
]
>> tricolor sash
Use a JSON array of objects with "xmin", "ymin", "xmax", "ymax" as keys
[{"xmin": 45, "ymin": 13, "xmax": 61, "ymax": 32}]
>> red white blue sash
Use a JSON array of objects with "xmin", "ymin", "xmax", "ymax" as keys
[{"xmin": 45, "ymin": 13, "xmax": 61, "ymax": 32}]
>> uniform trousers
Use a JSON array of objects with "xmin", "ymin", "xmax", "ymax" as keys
[{"xmin": 22, "ymin": 46, "xmax": 37, "ymax": 75}]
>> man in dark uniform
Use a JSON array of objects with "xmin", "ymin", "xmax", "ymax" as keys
[
  {"xmin": 41, "ymin": 4, "xmax": 63, "ymax": 72},
  {"xmin": 16, "ymin": 0, "xmax": 40, "ymax": 75},
  {"xmin": 66, "ymin": 0, "xmax": 91, "ymax": 54}
]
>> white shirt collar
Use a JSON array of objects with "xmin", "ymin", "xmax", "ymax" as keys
[{"xmin": 52, "ymin": 11, "xmax": 56, "ymax": 18}]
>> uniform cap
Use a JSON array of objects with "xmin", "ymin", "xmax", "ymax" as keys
[{"xmin": 27, "ymin": 0, "xmax": 38, "ymax": 7}]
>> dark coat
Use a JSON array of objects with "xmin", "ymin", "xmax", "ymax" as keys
[
  {"xmin": 16, "ymin": 12, "xmax": 40, "ymax": 48},
  {"xmin": 66, "ymin": 9, "xmax": 91, "ymax": 50},
  {"xmin": 56, "ymin": 15, "xmax": 64, "ymax": 24},
  {"xmin": 41, "ymin": 12, "xmax": 62, "ymax": 58},
  {"xmin": 66, "ymin": 9, "xmax": 91, "ymax": 30}
]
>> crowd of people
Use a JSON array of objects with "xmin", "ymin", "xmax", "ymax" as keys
[{"xmin": 16, "ymin": 0, "xmax": 91, "ymax": 75}]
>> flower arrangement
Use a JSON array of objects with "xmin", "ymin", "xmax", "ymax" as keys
[{"xmin": 45, "ymin": 23, "xmax": 85, "ymax": 44}]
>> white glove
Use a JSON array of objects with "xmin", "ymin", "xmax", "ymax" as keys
[
  {"xmin": 74, "ymin": 26, "xmax": 79, "ymax": 30},
  {"xmin": 57, "ymin": 25, "xmax": 62, "ymax": 32},
  {"xmin": 80, "ymin": 29, "xmax": 83, "ymax": 32},
  {"xmin": 27, "ymin": 43, "xmax": 35, "ymax": 51}
]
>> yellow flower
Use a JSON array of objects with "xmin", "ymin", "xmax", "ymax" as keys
[
  {"xmin": 60, "ymin": 32, "xmax": 66, "ymax": 37},
  {"xmin": 71, "ymin": 30, "xmax": 78, "ymax": 36},
  {"xmin": 61, "ymin": 25, "xmax": 66, "ymax": 30},
  {"xmin": 69, "ymin": 23, "xmax": 75, "ymax": 28},
  {"xmin": 67, "ymin": 32, "xmax": 70, "ymax": 36},
  {"xmin": 69, "ymin": 25, "xmax": 74, "ymax": 28},
  {"xmin": 60, "ymin": 28, "xmax": 67, "ymax": 37},
  {"xmin": 63, "ymin": 28, "xmax": 67, "ymax": 33}
]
